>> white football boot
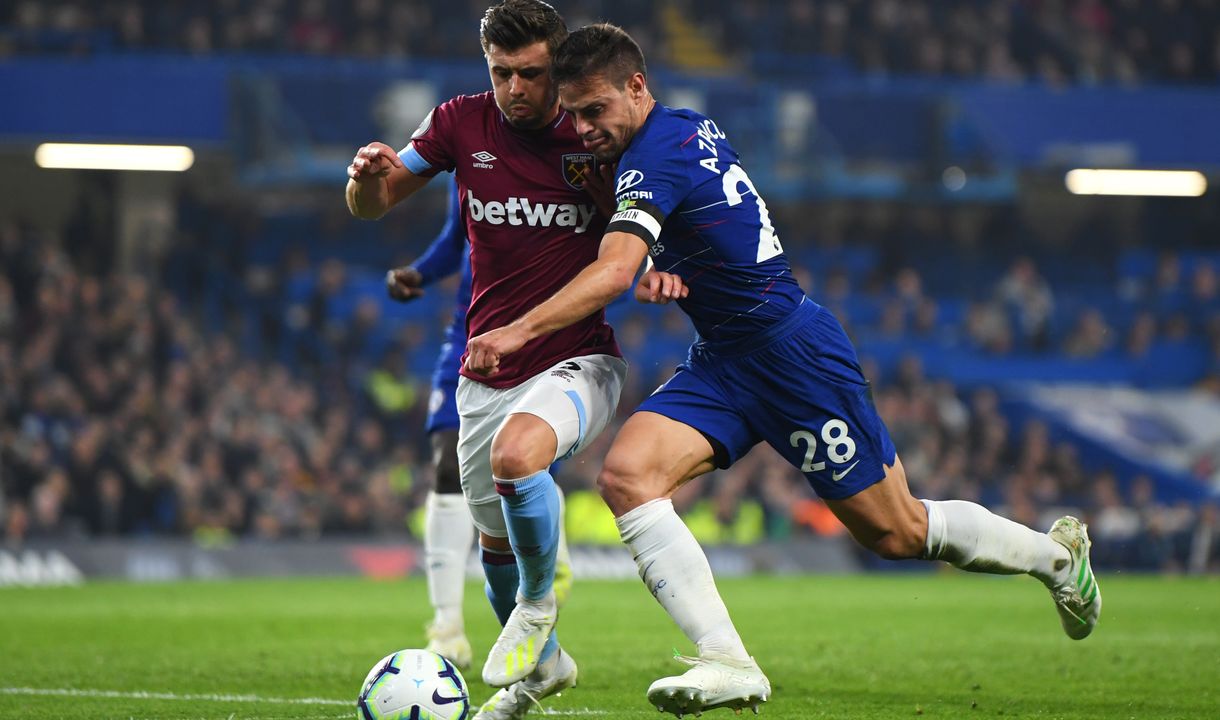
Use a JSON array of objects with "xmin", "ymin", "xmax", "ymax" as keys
[
  {"xmin": 482, "ymin": 591, "xmax": 558, "ymax": 687},
  {"xmin": 474, "ymin": 647, "xmax": 578, "ymax": 720},
  {"xmin": 425, "ymin": 618, "xmax": 473, "ymax": 670},
  {"xmin": 646, "ymin": 653, "xmax": 771, "ymax": 717},
  {"xmin": 1048, "ymin": 515, "xmax": 1102, "ymax": 640}
]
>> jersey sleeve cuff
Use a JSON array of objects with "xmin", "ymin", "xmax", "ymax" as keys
[{"xmin": 398, "ymin": 143, "xmax": 433, "ymax": 175}]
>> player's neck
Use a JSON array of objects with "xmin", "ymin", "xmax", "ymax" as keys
[
  {"xmin": 627, "ymin": 95, "xmax": 657, "ymax": 144},
  {"xmin": 540, "ymin": 103, "xmax": 561, "ymax": 127},
  {"xmin": 636, "ymin": 94, "xmax": 657, "ymax": 126}
]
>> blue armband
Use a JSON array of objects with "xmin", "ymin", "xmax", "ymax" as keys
[{"xmin": 399, "ymin": 143, "xmax": 433, "ymax": 175}]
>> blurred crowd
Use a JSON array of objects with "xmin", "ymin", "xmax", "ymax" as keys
[
  {"xmin": 786, "ymin": 200, "xmax": 1220, "ymax": 369},
  {"xmin": 0, "ymin": 221, "xmax": 431, "ymax": 544},
  {"xmin": 0, "ymin": 0, "xmax": 657, "ymax": 60},
  {"xmin": 722, "ymin": 0, "xmax": 1220, "ymax": 85},
  {"xmin": 4, "ymin": 0, "xmax": 1220, "ymax": 85},
  {"xmin": 2, "ymin": 187, "xmax": 1218, "ymax": 573}
]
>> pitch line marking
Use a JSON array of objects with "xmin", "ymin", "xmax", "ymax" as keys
[
  {"xmin": 124, "ymin": 716, "xmax": 349, "ymax": 720},
  {"xmin": 0, "ymin": 687, "xmax": 350, "ymax": 706},
  {"xmin": 2, "ymin": 687, "xmax": 613, "ymax": 716}
]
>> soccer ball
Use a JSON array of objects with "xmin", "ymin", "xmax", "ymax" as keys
[{"xmin": 357, "ymin": 649, "xmax": 470, "ymax": 720}]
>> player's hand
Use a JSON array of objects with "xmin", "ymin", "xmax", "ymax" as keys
[
  {"xmin": 465, "ymin": 325, "xmax": 529, "ymax": 376},
  {"xmin": 634, "ymin": 269, "xmax": 688, "ymax": 304},
  {"xmin": 584, "ymin": 162, "xmax": 617, "ymax": 218},
  {"xmin": 385, "ymin": 266, "xmax": 425, "ymax": 302},
  {"xmin": 347, "ymin": 142, "xmax": 403, "ymax": 182}
]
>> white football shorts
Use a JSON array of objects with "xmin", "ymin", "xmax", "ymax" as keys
[{"xmin": 456, "ymin": 353, "xmax": 628, "ymax": 537}]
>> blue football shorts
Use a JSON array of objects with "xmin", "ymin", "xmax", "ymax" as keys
[
  {"xmin": 637, "ymin": 299, "xmax": 896, "ymax": 500},
  {"xmin": 425, "ymin": 328, "xmax": 463, "ymax": 435}
]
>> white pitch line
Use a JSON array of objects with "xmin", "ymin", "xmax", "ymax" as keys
[
  {"xmin": 2, "ymin": 687, "xmax": 612, "ymax": 717},
  {"xmin": 0, "ymin": 687, "xmax": 350, "ymax": 706},
  {"xmin": 121, "ymin": 717, "xmax": 349, "ymax": 720}
]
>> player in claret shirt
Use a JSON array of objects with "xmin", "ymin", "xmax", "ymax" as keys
[
  {"xmin": 467, "ymin": 22, "xmax": 1101, "ymax": 718},
  {"xmin": 346, "ymin": 3, "xmax": 625, "ymax": 718},
  {"xmin": 383, "ymin": 177, "xmax": 576, "ymax": 674}
]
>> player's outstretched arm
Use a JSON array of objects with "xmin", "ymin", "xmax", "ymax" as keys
[
  {"xmin": 465, "ymin": 232, "xmax": 665, "ymax": 375},
  {"xmin": 346, "ymin": 141, "xmax": 429, "ymax": 220}
]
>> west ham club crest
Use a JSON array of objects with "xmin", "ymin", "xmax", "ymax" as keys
[{"xmin": 562, "ymin": 153, "xmax": 596, "ymax": 190}]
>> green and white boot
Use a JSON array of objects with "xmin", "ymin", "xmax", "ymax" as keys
[{"xmin": 1048, "ymin": 516, "xmax": 1101, "ymax": 640}]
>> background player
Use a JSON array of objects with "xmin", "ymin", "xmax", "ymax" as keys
[
  {"xmin": 347, "ymin": 2, "xmax": 624, "ymax": 717},
  {"xmin": 466, "ymin": 23, "xmax": 1102, "ymax": 717},
  {"xmin": 385, "ymin": 178, "xmax": 575, "ymax": 670}
]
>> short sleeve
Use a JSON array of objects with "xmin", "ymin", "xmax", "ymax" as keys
[
  {"xmin": 605, "ymin": 131, "xmax": 692, "ymax": 245},
  {"xmin": 399, "ymin": 97, "xmax": 465, "ymax": 178}
]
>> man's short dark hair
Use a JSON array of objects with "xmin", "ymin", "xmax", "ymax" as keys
[
  {"xmin": 551, "ymin": 23, "xmax": 647, "ymax": 89},
  {"xmin": 480, "ymin": 0, "xmax": 568, "ymax": 55}
]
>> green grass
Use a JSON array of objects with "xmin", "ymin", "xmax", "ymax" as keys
[{"xmin": 1, "ymin": 573, "xmax": 1217, "ymax": 719}]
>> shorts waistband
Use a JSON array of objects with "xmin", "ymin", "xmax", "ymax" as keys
[{"xmin": 695, "ymin": 298, "xmax": 820, "ymax": 357}]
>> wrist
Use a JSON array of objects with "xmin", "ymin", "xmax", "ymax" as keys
[{"xmin": 512, "ymin": 317, "xmax": 539, "ymax": 343}]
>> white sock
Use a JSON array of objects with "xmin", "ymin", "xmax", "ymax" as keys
[
  {"xmin": 616, "ymin": 498, "xmax": 750, "ymax": 661},
  {"xmin": 921, "ymin": 499, "xmax": 1070, "ymax": 586},
  {"xmin": 425, "ymin": 491, "xmax": 475, "ymax": 628}
]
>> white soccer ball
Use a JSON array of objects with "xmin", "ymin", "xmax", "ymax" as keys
[{"xmin": 357, "ymin": 649, "xmax": 470, "ymax": 720}]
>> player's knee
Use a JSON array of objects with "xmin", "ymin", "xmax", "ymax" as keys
[
  {"xmin": 597, "ymin": 457, "xmax": 651, "ymax": 514},
  {"xmin": 864, "ymin": 521, "xmax": 925, "ymax": 560},
  {"xmin": 595, "ymin": 464, "xmax": 626, "ymax": 501},
  {"xmin": 490, "ymin": 442, "xmax": 532, "ymax": 479},
  {"xmin": 489, "ymin": 433, "xmax": 555, "ymax": 479},
  {"xmin": 490, "ymin": 416, "xmax": 557, "ymax": 479}
]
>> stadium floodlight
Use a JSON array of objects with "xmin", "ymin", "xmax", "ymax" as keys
[
  {"xmin": 1065, "ymin": 169, "xmax": 1207, "ymax": 197},
  {"xmin": 34, "ymin": 143, "xmax": 195, "ymax": 172}
]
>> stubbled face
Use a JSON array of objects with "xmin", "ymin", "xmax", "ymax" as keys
[
  {"xmin": 560, "ymin": 73, "xmax": 645, "ymax": 163},
  {"xmin": 486, "ymin": 40, "xmax": 558, "ymax": 129}
]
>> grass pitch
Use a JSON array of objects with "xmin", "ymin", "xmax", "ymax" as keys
[{"xmin": 1, "ymin": 573, "xmax": 1217, "ymax": 719}]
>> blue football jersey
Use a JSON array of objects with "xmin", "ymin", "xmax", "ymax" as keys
[{"xmin": 606, "ymin": 105, "xmax": 807, "ymax": 343}]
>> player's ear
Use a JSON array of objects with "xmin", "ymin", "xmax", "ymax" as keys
[{"xmin": 628, "ymin": 73, "xmax": 646, "ymax": 100}]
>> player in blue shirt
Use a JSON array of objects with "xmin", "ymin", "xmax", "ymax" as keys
[
  {"xmin": 466, "ymin": 23, "xmax": 1101, "ymax": 717},
  {"xmin": 386, "ymin": 178, "xmax": 574, "ymax": 673}
]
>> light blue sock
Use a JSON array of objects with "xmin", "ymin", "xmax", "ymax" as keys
[
  {"xmin": 494, "ymin": 470, "xmax": 561, "ymax": 602},
  {"xmin": 482, "ymin": 547, "xmax": 558, "ymax": 662}
]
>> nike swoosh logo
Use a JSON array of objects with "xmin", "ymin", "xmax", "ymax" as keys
[
  {"xmin": 432, "ymin": 689, "xmax": 467, "ymax": 705},
  {"xmin": 831, "ymin": 460, "xmax": 860, "ymax": 482}
]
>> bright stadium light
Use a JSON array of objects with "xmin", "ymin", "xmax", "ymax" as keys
[
  {"xmin": 1065, "ymin": 169, "xmax": 1206, "ymax": 197},
  {"xmin": 34, "ymin": 143, "xmax": 195, "ymax": 172}
]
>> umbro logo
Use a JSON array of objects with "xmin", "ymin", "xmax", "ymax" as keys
[{"xmin": 472, "ymin": 151, "xmax": 497, "ymax": 169}]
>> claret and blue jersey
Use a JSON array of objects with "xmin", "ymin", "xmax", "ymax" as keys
[
  {"xmin": 613, "ymin": 105, "xmax": 897, "ymax": 500},
  {"xmin": 606, "ymin": 106, "xmax": 807, "ymax": 344}
]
